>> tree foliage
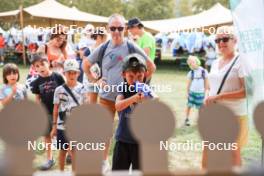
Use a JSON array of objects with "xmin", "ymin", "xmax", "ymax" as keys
[
  {"xmin": 0, "ymin": 0, "xmax": 175, "ymax": 21},
  {"xmin": 192, "ymin": 0, "xmax": 229, "ymax": 13}
]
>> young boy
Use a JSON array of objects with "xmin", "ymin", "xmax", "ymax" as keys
[
  {"xmin": 30, "ymin": 53, "xmax": 65, "ymax": 170},
  {"xmin": 112, "ymin": 53, "xmax": 150, "ymax": 171},
  {"xmin": 185, "ymin": 55, "xmax": 209, "ymax": 126},
  {"xmin": 50, "ymin": 59, "xmax": 87, "ymax": 171}
]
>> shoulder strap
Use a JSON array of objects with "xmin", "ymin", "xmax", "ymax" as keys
[
  {"xmin": 127, "ymin": 40, "xmax": 136, "ymax": 54},
  {"xmin": 63, "ymin": 84, "xmax": 80, "ymax": 106},
  {"xmin": 216, "ymin": 55, "xmax": 239, "ymax": 95},
  {"xmin": 97, "ymin": 40, "xmax": 110, "ymax": 79},
  {"xmin": 44, "ymin": 44, "xmax": 48, "ymax": 54},
  {"xmin": 202, "ymin": 69, "xmax": 205, "ymax": 79},
  {"xmin": 191, "ymin": 70, "xmax": 194, "ymax": 80}
]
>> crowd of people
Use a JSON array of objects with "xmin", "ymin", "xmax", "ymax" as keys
[{"xmin": 0, "ymin": 13, "xmax": 248, "ymax": 174}]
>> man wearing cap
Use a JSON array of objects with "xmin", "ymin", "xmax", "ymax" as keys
[
  {"xmin": 82, "ymin": 13, "xmax": 156, "ymax": 173},
  {"xmin": 127, "ymin": 17, "xmax": 156, "ymax": 62}
]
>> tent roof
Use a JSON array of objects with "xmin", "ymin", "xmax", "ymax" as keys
[
  {"xmin": 143, "ymin": 3, "xmax": 232, "ymax": 32},
  {"xmin": 0, "ymin": 9, "xmax": 19, "ymax": 17},
  {"xmin": 0, "ymin": 0, "xmax": 108, "ymax": 23}
]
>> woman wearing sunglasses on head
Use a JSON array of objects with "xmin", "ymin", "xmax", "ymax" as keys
[
  {"xmin": 203, "ymin": 26, "xmax": 248, "ymax": 169},
  {"xmin": 37, "ymin": 25, "xmax": 68, "ymax": 74}
]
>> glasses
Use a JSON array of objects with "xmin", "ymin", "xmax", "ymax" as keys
[
  {"xmin": 109, "ymin": 26, "xmax": 124, "ymax": 32},
  {"xmin": 215, "ymin": 37, "xmax": 232, "ymax": 44}
]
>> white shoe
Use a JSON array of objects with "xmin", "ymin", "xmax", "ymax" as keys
[
  {"xmin": 102, "ymin": 160, "xmax": 111, "ymax": 175},
  {"xmin": 0, "ymin": 62, "xmax": 4, "ymax": 66}
]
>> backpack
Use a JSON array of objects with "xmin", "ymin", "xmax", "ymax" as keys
[
  {"xmin": 96, "ymin": 40, "xmax": 136, "ymax": 79},
  {"xmin": 191, "ymin": 69, "xmax": 206, "ymax": 80}
]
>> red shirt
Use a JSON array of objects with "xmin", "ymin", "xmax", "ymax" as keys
[{"xmin": 0, "ymin": 36, "xmax": 5, "ymax": 48}]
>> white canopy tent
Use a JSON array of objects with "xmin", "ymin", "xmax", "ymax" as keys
[
  {"xmin": 143, "ymin": 3, "xmax": 233, "ymax": 33},
  {"xmin": 0, "ymin": 0, "xmax": 108, "ymax": 26}
]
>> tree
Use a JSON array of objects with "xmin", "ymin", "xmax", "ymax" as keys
[
  {"xmin": 124, "ymin": 0, "xmax": 175, "ymax": 20},
  {"xmin": 192, "ymin": 0, "xmax": 229, "ymax": 13},
  {"xmin": 0, "ymin": 0, "xmax": 176, "ymax": 21},
  {"xmin": 0, "ymin": 0, "xmax": 42, "ymax": 12},
  {"xmin": 59, "ymin": 0, "xmax": 124, "ymax": 17},
  {"xmin": 174, "ymin": 0, "xmax": 193, "ymax": 17}
]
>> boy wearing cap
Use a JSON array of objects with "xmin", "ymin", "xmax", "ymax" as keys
[
  {"xmin": 30, "ymin": 53, "xmax": 65, "ymax": 170},
  {"xmin": 112, "ymin": 53, "xmax": 149, "ymax": 171},
  {"xmin": 50, "ymin": 59, "xmax": 87, "ymax": 171}
]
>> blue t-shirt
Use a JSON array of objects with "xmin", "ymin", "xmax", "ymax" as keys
[{"xmin": 115, "ymin": 82, "xmax": 138, "ymax": 144}]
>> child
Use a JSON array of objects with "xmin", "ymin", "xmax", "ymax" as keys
[
  {"xmin": 185, "ymin": 55, "xmax": 209, "ymax": 126},
  {"xmin": 0, "ymin": 63, "xmax": 27, "ymax": 106},
  {"xmin": 112, "ymin": 53, "xmax": 151, "ymax": 171},
  {"xmin": 30, "ymin": 53, "xmax": 65, "ymax": 170},
  {"xmin": 76, "ymin": 42, "xmax": 91, "ymax": 83},
  {"xmin": 50, "ymin": 59, "xmax": 87, "ymax": 171}
]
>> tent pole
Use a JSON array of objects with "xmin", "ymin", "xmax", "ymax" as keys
[{"xmin": 19, "ymin": 1, "xmax": 26, "ymax": 65}]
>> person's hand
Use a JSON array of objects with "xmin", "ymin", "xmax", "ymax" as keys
[
  {"xmin": 11, "ymin": 86, "xmax": 17, "ymax": 96},
  {"xmin": 204, "ymin": 95, "xmax": 220, "ymax": 106},
  {"xmin": 96, "ymin": 78, "xmax": 107, "ymax": 89},
  {"xmin": 50, "ymin": 127, "xmax": 57, "ymax": 139},
  {"xmin": 133, "ymin": 92, "xmax": 145, "ymax": 103}
]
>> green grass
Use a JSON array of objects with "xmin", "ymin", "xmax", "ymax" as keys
[{"xmin": 0, "ymin": 61, "xmax": 262, "ymax": 171}]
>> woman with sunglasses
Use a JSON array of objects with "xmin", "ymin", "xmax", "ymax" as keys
[
  {"xmin": 203, "ymin": 26, "xmax": 248, "ymax": 168},
  {"xmin": 37, "ymin": 25, "xmax": 68, "ymax": 74}
]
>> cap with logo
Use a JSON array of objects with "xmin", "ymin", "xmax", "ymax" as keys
[
  {"xmin": 122, "ymin": 53, "xmax": 147, "ymax": 72},
  {"xmin": 63, "ymin": 59, "xmax": 80, "ymax": 72}
]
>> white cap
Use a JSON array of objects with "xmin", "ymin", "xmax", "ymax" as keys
[
  {"xmin": 78, "ymin": 41, "xmax": 87, "ymax": 49},
  {"xmin": 63, "ymin": 59, "xmax": 80, "ymax": 72}
]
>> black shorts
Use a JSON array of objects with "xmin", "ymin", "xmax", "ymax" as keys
[
  {"xmin": 57, "ymin": 129, "xmax": 69, "ymax": 150},
  {"xmin": 112, "ymin": 141, "xmax": 140, "ymax": 170}
]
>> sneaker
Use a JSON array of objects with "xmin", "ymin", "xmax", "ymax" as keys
[
  {"xmin": 0, "ymin": 62, "xmax": 3, "ymax": 66},
  {"xmin": 66, "ymin": 154, "xmax": 72, "ymax": 165},
  {"xmin": 185, "ymin": 118, "xmax": 190, "ymax": 126},
  {"xmin": 102, "ymin": 160, "xmax": 110, "ymax": 175},
  {"xmin": 39, "ymin": 159, "xmax": 55, "ymax": 171}
]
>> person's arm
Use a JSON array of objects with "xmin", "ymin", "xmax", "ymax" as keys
[
  {"xmin": 145, "ymin": 58, "xmax": 156, "ymax": 80},
  {"xmin": 133, "ymin": 43, "xmax": 156, "ymax": 80},
  {"xmin": 35, "ymin": 94, "xmax": 41, "ymax": 103},
  {"xmin": 50, "ymin": 103, "xmax": 59, "ymax": 138},
  {"xmin": 36, "ymin": 44, "xmax": 45, "ymax": 53},
  {"xmin": 143, "ymin": 48, "xmax": 151, "ymax": 57},
  {"xmin": 115, "ymin": 93, "xmax": 144, "ymax": 112},
  {"xmin": 204, "ymin": 78, "xmax": 210, "ymax": 96},
  {"xmin": 0, "ymin": 86, "xmax": 17, "ymax": 106},
  {"xmin": 82, "ymin": 58, "xmax": 96, "ymax": 82},
  {"xmin": 186, "ymin": 79, "xmax": 191, "ymax": 98}
]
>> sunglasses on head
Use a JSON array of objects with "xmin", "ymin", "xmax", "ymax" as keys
[
  {"xmin": 215, "ymin": 37, "xmax": 233, "ymax": 44},
  {"xmin": 109, "ymin": 26, "xmax": 124, "ymax": 32}
]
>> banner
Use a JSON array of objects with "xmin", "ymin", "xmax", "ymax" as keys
[{"xmin": 230, "ymin": 0, "xmax": 264, "ymax": 115}]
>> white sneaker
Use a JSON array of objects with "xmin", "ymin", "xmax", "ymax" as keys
[
  {"xmin": 102, "ymin": 160, "xmax": 111, "ymax": 175},
  {"xmin": 0, "ymin": 62, "xmax": 4, "ymax": 66}
]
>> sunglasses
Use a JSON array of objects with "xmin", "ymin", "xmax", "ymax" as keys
[
  {"xmin": 215, "ymin": 37, "xmax": 233, "ymax": 44},
  {"xmin": 109, "ymin": 26, "xmax": 124, "ymax": 32}
]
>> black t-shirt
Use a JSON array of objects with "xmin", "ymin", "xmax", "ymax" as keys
[{"xmin": 31, "ymin": 72, "xmax": 65, "ymax": 115}]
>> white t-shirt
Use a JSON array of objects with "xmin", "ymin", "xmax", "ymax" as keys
[
  {"xmin": 53, "ymin": 82, "xmax": 87, "ymax": 130},
  {"xmin": 187, "ymin": 67, "xmax": 208, "ymax": 93},
  {"xmin": 208, "ymin": 55, "xmax": 247, "ymax": 116}
]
